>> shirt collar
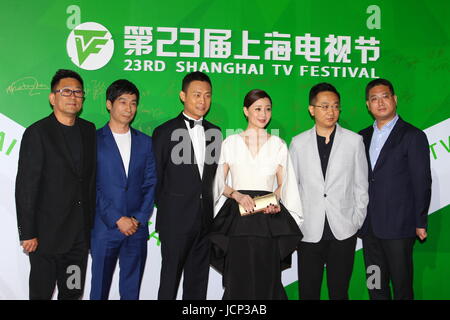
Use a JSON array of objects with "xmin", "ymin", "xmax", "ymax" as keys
[
  {"xmin": 373, "ymin": 114, "xmax": 399, "ymax": 131},
  {"xmin": 182, "ymin": 112, "xmax": 203, "ymax": 122},
  {"xmin": 316, "ymin": 124, "xmax": 337, "ymax": 139}
]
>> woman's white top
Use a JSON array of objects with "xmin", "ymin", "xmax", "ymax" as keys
[{"xmin": 213, "ymin": 134, "xmax": 303, "ymax": 227}]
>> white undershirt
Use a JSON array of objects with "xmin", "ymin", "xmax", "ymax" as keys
[
  {"xmin": 183, "ymin": 112, "xmax": 205, "ymax": 179},
  {"xmin": 112, "ymin": 130, "xmax": 131, "ymax": 177}
]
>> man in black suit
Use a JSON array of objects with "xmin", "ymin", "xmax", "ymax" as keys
[
  {"xmin": 359, "ymin": 78, "xmax": 431, "ymax": 300},
  {"xmin": 153, "ymin": 71, "xmax": 221, "ymax": 300},
  {"xmin": 15, "ymin": 69, "xmax": 96, "ymax": 300}
]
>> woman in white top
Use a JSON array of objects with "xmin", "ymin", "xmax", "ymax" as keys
[{"xmin": 209, "ymin": 89, "xmax": 304, "ymax": 299}]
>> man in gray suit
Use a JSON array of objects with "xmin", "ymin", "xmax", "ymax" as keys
[{"xmin": 290, "ymin": 83, "xmax": 369, "ymax": 300}]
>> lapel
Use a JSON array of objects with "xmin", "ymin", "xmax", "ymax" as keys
[
  {"xmin": 372, "ymin": 117, "xmax": 405, "ymax": 173},
  {"xmin": 362, "ymin": 126, "xmax": 374, "ymax": 175},
  {"xmin": 128, "ymin": 127, "xmax": 139, "ymax": 179},
  {"xmin": 101, "ymin": 124, "xmax": 128, "ymax": 183},
  {"xmin": 175, "ymin": 113, "xmax": 202, "ymax": 182},
  {"xmin": 48, "ymin": 113, "xmax": 79, "ymax": 176},
  {"xmin": 324, "ymin": 124, "xmax": 343, "ymax": 186},
  {"xmin": 308, "ymin": 126, "xmax": 326, "ymax": 186}
]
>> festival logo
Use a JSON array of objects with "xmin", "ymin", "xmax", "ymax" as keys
[{"xmin": 66, "ymin": 22, "xmax": 114, "ymax": 70}]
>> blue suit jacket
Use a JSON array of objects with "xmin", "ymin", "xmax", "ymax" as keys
[
  {"xmin": 358, "ymin": 117, "xmax": 432, "ymax": 239},
  {"xmin": 92, "ymin": 124, "xmax": 157, "ymax": 239}
]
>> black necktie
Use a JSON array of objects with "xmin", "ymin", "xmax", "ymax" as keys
[{"xmin": 183, "ymin": 115, "xmax": 203, "ymax": 129}]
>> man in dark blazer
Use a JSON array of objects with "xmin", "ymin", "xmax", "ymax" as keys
[
  {"xmin": 15, "ymin": 69, "xmax": 96, "ymax": 299},
  {"xmin": 90, "ymin": 80, "xmax": 157, "ymax": 300},
  {"xmin": 359, "ymin": 78, "xmax": 431, "ymax": 300},
  {"xmin": 153, "ymin": 71, "xmax": 221, "ymax": 300}
]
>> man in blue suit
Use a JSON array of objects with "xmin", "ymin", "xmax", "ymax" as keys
[
  {"xmin": 359, "ymin": 78, "xmax": 431, "ymax": 300},
  {"xmin": 90, "ymin": 79, "xmax": 157, "ymax": 300}
]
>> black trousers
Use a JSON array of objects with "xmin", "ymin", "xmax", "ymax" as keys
[
  {"xmin": 28, "ymin": 233, "xmax": 88, "ymax": 300},
  {"xmin": 362, "ymin": 230, "xmax": 415, "ymax": 300},
  {"xmin": 157, "ymin": 230, "xmax": 210, "ymax": 300},
  {"xmin": 297, "ymin": 235, "xmax": 357, "ymax": 300}
]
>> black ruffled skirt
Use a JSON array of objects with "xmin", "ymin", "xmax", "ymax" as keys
[{"xmin": 209, "ymin": 190, "xmax": 303, "ymax": 300}]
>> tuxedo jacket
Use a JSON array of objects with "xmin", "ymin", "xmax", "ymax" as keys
[
  {"xmin": 290, "ymin": 124, "xmax": 369, "ymax": 243},
  {"xmin": 152, "ymin": 112, "xmax": 221, "ymax": 236},
  {"xmin": 358, "ymin": 117, "xmax": 432, "ymax": 239},
  {"xmin": 15, "ymin": 113, "xmax": 96, "ymax": 254},
  {"xmin": 92, "ymin": 124, "xmax": 157, "ymax": 240}
]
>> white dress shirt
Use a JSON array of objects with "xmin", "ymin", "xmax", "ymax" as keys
[
  {"xmin": 369, "ymin": 114, "xmax": 399, "ymax": 169},
  {"xmin": 183, "ymin": 112, "xmax": 205, "ymax": 179}
]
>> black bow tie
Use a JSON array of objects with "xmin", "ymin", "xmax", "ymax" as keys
[{"xmin": 183, "ymin": 115, "xmax": 203, "ymax": 129}]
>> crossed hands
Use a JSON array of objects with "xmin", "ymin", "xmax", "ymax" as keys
[
  {"xmin": 117, "ymin": 216, "xmax": 140, "ymax": 236},
  {"xmin": 232, "ymin": 191, "xmax": 281, "ymax": 215}
]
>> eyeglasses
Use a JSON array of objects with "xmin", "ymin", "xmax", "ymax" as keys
[
  {"xmin": 53, "ymin": 88, "xmax": 85, "ymax": 98},
  {"xmin": 313, "ymin": 105, "xmax": 341, "ymax": 111},
  {"xmin": 368, "ymin": 93, "xmax": 392, "ymax": 103}
]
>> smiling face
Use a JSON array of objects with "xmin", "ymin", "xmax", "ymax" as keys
[
  {"xmin": 366, "ymin": 84, "xmax": 397, "ymax": 123},
  {"xmin": 244, "ymin": 97, "xmax": 272, "ymax": 130},
  {"xmin": 107, "ymin": 93, "xmax": 137, "ymax": 128},
  {"xmin": 49, "ymin": 77, "xmax": 83, "ymax": 119},
  {"xmin": 180, "ymin": 80, "xmax": 212, "ymax": 120},
  {"xmin": 308, "ymin": 91, "xmax": 340, "ymax": 129}
]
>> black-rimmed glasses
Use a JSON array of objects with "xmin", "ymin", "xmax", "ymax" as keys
[{"xmin": 53, "ymin": 88, "xmax": 85, "ymax": 98}]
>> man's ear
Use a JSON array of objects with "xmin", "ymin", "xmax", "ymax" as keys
[
  {"xmin": 49, "ymin": 92, "xmax": 55, "ymax": 108},
  {"xmin": 106, "ymin": 100, "xmax": 113, "ymax": 112},
  {"xmin": 308, "ymin": 105, "xmax": 315, "ymax": 117},
  {"xmin": 179, "ymin": 91, "xmax": 186, "ymax": 104}
]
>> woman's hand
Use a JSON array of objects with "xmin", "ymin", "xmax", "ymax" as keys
[
  {"xmin": 263, "ymin": 204, "xmax": 281, "ymax": 215},
  {"xmin": 232, "ymin": 191, "xmax": 256, "ymax": 214}
]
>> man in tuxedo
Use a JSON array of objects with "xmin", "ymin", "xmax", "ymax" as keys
[
  {"xmin": 290, "ymin": 83, "xmax": 369, "ymax": 300},
  {"xmin": 15, "ymin": 69, "xmax": 96, "ymax": 299},
  {"xmin": 359, "ymin": 78, "xmax": 431, "ymax": 300},
  {"xmin": 153, "ymin": 71, "xmax": 221, "ymax": 300},
  {"xmin": 90, "ymin": 79, "xmax": 157, "ymax": 300}
]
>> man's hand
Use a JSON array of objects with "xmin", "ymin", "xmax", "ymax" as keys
[
  {"xmin": 117, "ymin": 217, "xmax": 139, "ymax": 236},
  {"xmin": 131, "ymin": 216, "xmax": 141, "ymax": 227},
  {"xmin": 22, "ymin": 238, "xmax": 38, "ymax": 253},
  {"xmin": 416, "ymin": 228, "xmax": 427, "ymax": 241}
]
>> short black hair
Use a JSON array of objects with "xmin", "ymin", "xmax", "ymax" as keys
[
  {"xmin": 365, "ymin": 78, "xmax": 395, "ymax": 100},
  {"xmin": 309, "ymin": 82, "xmax": 340, "ymax": 105},
  {"xmin": 50, "ymin": 69, "xmax": 84, "ymax": 91},
  {"xmin": 181, "ymin": 71, "xmax": 212, "ymax": 92},
  {"xmin": 106, "ymin": 79, "xmax": 140, "ymax": 105}
]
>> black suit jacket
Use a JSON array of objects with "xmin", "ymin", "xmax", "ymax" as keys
[
  {"xmin": 358, "ymin": 117, "xmax": 431, "ymax": 239},
  {"xmin": 15, "ymin": 113, "xmax": 96, "ymax": 254},
  {"xmin": 152, "ymin": 112, "xmax": 221, "ymax": 235}
]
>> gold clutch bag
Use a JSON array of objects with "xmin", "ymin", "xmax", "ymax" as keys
[{"xmin": 239, "ymin": 193, "xmax": 279, "ymax": 216}]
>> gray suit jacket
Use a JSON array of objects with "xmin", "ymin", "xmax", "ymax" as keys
[{"xmin": 289, "ymin": 124, "xmax": 369, "ymax": 243}]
